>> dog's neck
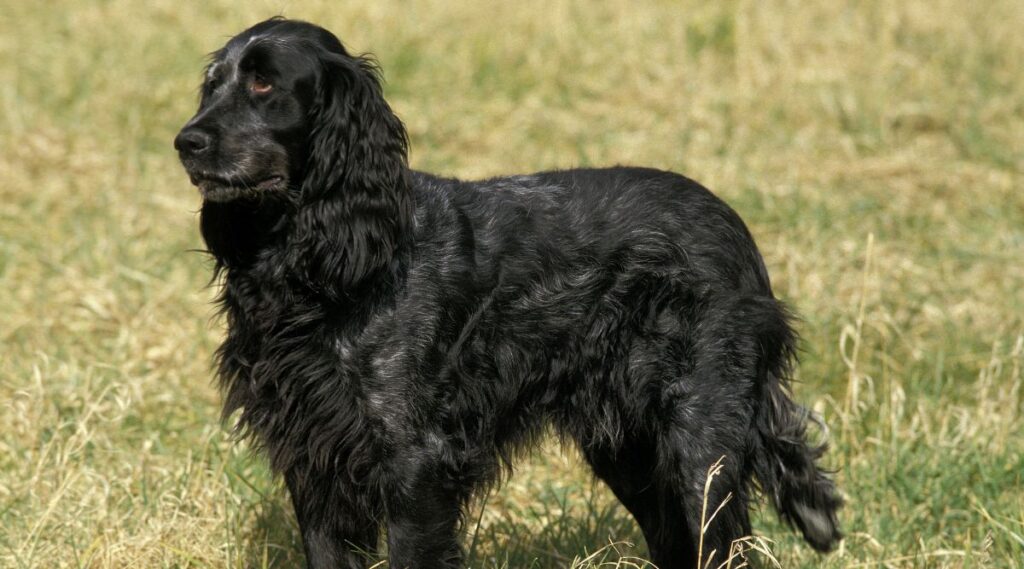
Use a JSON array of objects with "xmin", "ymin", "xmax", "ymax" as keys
[
  {"xmin": 200, "ymin": 192, "xmax": 408, "ymax": 307},
  {"xmin": 200, "ymin": 198, "xmax": 289, "ymax": 271}
]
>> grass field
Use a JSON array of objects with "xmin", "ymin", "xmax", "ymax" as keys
[{"xmin": 2, "ymin": 1, "xmax": 1023, "ymax": 567}]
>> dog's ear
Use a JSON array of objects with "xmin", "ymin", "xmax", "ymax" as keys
[{"xmin": 291, "ymin": 49, "xmax": 412, "ymax": 296}]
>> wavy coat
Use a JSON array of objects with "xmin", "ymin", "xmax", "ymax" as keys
[{"xmin": 175, "ymin": 18, "xmax": 842, "ymax": 569}]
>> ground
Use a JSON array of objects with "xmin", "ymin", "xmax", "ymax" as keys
[{"xmin": 1, "ymin": 1, "xmax": 1022, "ymax": 567}]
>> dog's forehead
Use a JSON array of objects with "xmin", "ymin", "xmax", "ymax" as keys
[
  {"xmin": 215, "ymin": 34, "xmax": 261, "ymax": 68},
  {"xmin": 204, "ymin": 37, "xmax": 259, "ymax": 84},
  {"xmin": 212, "ymin": 34, "xmax": 297, "ymax": 75}
]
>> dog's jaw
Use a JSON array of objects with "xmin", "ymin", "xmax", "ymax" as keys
[{"xmin": 191, "ymin": 174, "xmax": 287, "ymax": 202}]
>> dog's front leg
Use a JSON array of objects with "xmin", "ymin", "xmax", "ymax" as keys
[
  {"xmin": 384, "ymin": 453, "xmax": 466, "ymax": 569},
  {"xmin": 286, "ymin": 467, "xmax": 380, "ymax": 569}
]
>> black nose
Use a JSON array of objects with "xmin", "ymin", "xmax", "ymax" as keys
[{"xmin": 174, "ymin": 128, "xmax": 213, "ymax": 157}]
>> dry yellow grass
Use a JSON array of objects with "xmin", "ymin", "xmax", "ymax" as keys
[{"xmin": 1, "ymin": 1, "xmax": 1022, "ymax": 567}]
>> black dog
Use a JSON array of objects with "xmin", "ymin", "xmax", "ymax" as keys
[{"xmin": 174, "ymin": 18, "xmax": 841, "ymax": 569}]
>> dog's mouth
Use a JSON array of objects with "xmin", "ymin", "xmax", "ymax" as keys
[{"xmin": 189, "ymin": 173, "xmax": 286, "ymax": 202}]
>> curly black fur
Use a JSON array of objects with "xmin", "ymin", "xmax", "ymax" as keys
[{"xmin": 174, "ymin": 18, "xmax": 842, "ymax": 569}]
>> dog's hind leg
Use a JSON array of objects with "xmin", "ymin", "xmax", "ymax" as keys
[
  {"xmin": 583, "ymin": 440, "xmax": 698, "ymax": 569},
  {"xmin": 651, "ymin": 304, "xmax": 767, "ymax": 566},
  {"xmin": 668, "ymin": 439, "xmax": 754, "ymax": 568},
  {"xmin": 607, "ymin": 293, "xmax": 765, "ymax": 566}
]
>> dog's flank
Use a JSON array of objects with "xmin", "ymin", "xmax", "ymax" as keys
[{"xmin": 175, "ymin": 17, "xmax": 842, "ymax": 569}]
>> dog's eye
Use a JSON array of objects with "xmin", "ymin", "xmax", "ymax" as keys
[{"xmin": 250, "ymin": 76, "xmax": 273, "ymax": 95}]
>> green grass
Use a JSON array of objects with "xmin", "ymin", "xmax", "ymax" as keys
[{"xmin": 2, "ymin": 0, "xmax": 1023, "ymax": 567}]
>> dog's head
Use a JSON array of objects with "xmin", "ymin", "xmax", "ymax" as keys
[
  {"xmin": 175, "ymin": 18, "xmax": 412, "ymax": 287},
  {"xmin": 175, "ymin": 18, "xmax": 408, "ymax": 203}
]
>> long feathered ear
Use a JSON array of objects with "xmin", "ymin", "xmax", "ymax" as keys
[{"xmin": 290, "ymin": 48, "xmax": 412, "ymax": 298}]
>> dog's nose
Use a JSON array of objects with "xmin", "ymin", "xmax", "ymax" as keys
[{"xmin": 174, "ymin": 128, "xmax": 213, "ymax": 157}]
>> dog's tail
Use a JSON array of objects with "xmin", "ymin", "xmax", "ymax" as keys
[{"xmin": 746, "ymin": 297, "xmax": 843, "ymax": 552}]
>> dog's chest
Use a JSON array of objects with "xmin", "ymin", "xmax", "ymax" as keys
[{"xmin": 220, "ymin": 288, "xmax": 400, "ymax": 463}]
